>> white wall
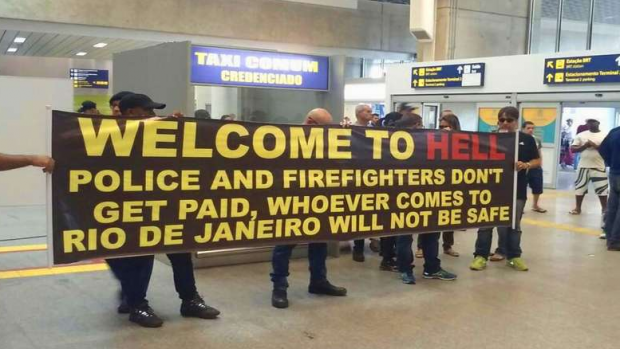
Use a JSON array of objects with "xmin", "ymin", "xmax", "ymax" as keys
[{"xmin": 0, "ymin": 76, "xmax": 73, "ymax": 206}]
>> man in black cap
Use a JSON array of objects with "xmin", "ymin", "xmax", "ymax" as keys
[{"xmin": 106, "ymin": 93, "xmax": 220, "ymax": 328}]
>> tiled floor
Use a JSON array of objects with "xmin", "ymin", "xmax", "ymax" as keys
[{"xmin": 0, "ymin": 190, "xmax": 618, "ymax": 349}]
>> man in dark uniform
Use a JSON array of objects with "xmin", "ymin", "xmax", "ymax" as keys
[
  {"xmin": 270, "ymin": 108, "xmax": 347, "ymax": 309},
  {"xmin": 108, "ymin": 93, "xmax": 220, "ymax": 328}
]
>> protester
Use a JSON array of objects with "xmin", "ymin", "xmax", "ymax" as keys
[
  {"xmin": 352, "ymin": 104, "xmax": 375, "ymax": 262},
  {"xmin": 0, "ymin": 153, "xmax": 54, "ymax": 173},
  {"xmin": 522, "ymin": 121, "xmax": 546, "ymax": 213},
  {"xmin": 371, "ymin": 113, "xmax": 380, "ymax": 126},
  {"xmin": 470, "ymin": 106, "xmax": 541, "ymax": 272},
  {"xmin": 382, "ymin": 112, "xmax": 457, "ymax": 284},
  {"xmin": 194, "ymin": 109, "xmax": 211, "ymax": 119},
  {"xmin": 109, "ymin": 91, "xmax": 134, "ymax": 116},
  {"xmin": 437, "ymin": 113, "xmax": 461, "ymax": 256},
  {"xmin": 270, "ymin": 108, "xmax": 347, "ymax": 309},
  {"xmin": 599, "ymin": 126, "xmax": 620, "ymax": 250},
  {"xmin": 106, "ymin": 93, "xmax": 220, "ymax": 328},
  {"xmin": 78, "ymin": 100, "xmax": 99, "ymax": 115}
]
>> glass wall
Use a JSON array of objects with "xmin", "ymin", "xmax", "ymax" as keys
[{"xmin": 530, "ymin": 0, "xmax": 620, "ymax": 53}]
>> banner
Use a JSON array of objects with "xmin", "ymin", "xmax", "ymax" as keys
[
  {"xmin": 51, "ymin": 111, "xmax": 516, "ymax": 264},
  {"xmin": 190, "ymin": 46, "xmax": 329, "ymax": 91}
]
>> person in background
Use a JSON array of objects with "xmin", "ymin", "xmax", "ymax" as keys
[
  {"xmin": 109, "ymin": 91, "xmax": 134, "ymax": 116},
  {"xmin": 570, "ymin": 117, "xmax": 608, "ymax": 239},
  {"xmin": 387, "ymin": 112, "xmax": 457, "ymax": 284},
  {"xmin": 371, "ymin": 113, "xmax": 380, "ymax": 126},
  {"xmin": 560, "ymin": 118, "xmax": 574, "ymax": 169},
  {"xmin": 599, "ymin": 125, "xmax": 620, "ymax": 250},
  {"xmin": 574, "ymin": 121, "xmax": 589, "ymax": 169},
  {"xmin": 522, "ymin": 121, "xmax": 547, "ymax": 213},
  {"xmin": 352, "ymin": 103, "xmax": 377, "ymax": 262},
  {"xmin": 436, "ymin": 113, "xmax": 461, "ymax": 257},
  {"xmin": 470, "ymin": 106, "xmax": 541, "ymax": 272},
  {"xmin": 194, "ymin": 109, "xmax": 211, "ymax": 119},
  {"xmin": 111, "ymin": 93, "xmax": 220, "ymax": 328},
  {"xmin": 270, "ymin": 108, "xmax": 347, "ymax": 309},
  {"xmin": 0, "ymin": 153, "xmax": 54, "ymax": 173},
  {"xmin": 78, "ymin": 100, "xmax": 100, "ymax": 115},
  {"xmin": 221, "ymin": 114, "xmax": 233, "ymax": 121}
]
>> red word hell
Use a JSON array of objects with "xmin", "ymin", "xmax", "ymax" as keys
[{"xmin": 426, "ymin": 133, "xmax": 506, "ymax": 161}]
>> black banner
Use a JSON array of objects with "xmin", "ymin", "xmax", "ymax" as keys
[{"xmin": 51, "ymin": 111, "xmax": 516, "ymax": 264}]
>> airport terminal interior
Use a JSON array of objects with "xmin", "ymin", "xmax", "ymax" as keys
[{"xmin": 1, "ymin": 0, "xmax": 620, "ymax": 348}]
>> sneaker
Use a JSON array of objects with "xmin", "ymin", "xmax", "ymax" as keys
[
  {"xmin": 401, "ymin": 272, "xmax": 416, "ymax": 284},
  {"xmin": 600, "ymin": 233, "xmax": 607, "ymax": 240},
  {"xmin": 352, "ymin": 250, "xmax": 365, "ymax": 262},
  {"xmin": 180, "ymin": 294, "xmax": 220, "ymax": 319},
  {"xmin": 369, "ymin": 239, "xmax": 380, "ymax": 253},
  {"xmin": 271, "ymin": 288, "xmax": 289, "ymax": 309},
  {"xmin": 443, "ymin": 248, "xmax": 460, "ymax": 257},
  {"xmin": 423, "ymin": 268, "xmax": 457, "ymax": 281},
  {"xmin": 469, "ymin": 256, "xmax": 487, "ymax": 271},
  {"xmin": 129, "ymin": 303, "xmax": 163, "ymax": 328},
  {"xmin": 415, "ymin": 249, "xmax": 423, "ymax": 258},
  {"xmin": 507, "ymin": 257, "xmax": 529, "ymax": 271},
  {"xmin": 308, "ymin": 280, "xmax": 347, "ymax": 296},
  {"xmin": 490, "ymin": 253, "xmax": 505, "ymax": 262},
  {"xmin": 379, "ymin": 259, "xmax": 398, "ymax": 272}
]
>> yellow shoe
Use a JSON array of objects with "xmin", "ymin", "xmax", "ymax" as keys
[
  {"xmin": 469, "ymin": 256, "xmax": 487, "ymax": 271},
  {"xmin": 507, "ymin": 257, "xmax": 529, "ymax": 271}
]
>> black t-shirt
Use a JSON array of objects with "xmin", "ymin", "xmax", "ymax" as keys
[{"xmin": 517, "ymin": 132, "xmax": 540, "ymax": 200}]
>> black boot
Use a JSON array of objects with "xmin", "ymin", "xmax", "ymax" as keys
[
  {"xmin": 308, "ymin": 280, "xmax": 347, "ymax": 296},
  {"xmin": 129, "ymin": 303, "xmax": 163, "ymax": 328},
  {"xmin": 180, "ymin": 294, "xmax": 220, "ymax": 319},
  {"xmin": 271, "ymin": 288, "xmax": 289, "ymax": 309}
]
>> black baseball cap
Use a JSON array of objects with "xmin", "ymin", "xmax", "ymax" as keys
[{"xmin": 119, "ymin": 94, "xmax": 166, "ymax": 113}]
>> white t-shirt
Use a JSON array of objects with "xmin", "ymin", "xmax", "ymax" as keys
[{"xmin": 572, "ymin": 130, "xmax": 607, "ymax": 169}]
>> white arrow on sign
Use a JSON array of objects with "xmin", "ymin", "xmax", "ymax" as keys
[{"xmin": 457, "ymin": 66, "xmax": 463, "ymax": 74}]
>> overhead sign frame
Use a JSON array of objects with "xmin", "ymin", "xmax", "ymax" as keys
[
  {"xmin": 543, "ymin": 53, "xmax": 620, "ymax": 85},
  {"xmin": 69, "ymin": 68, "xmax": 109, "ymax": 89},
  {"xmin": 411, "ymin": 62, "xmax": 485, "ymax": 89}
]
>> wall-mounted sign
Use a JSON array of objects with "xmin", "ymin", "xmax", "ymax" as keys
[
  {"xmin": 69, "ymin": 69, "xmax": 109, "ymax": 89},
  {"xmin": 190, "ymin": 46, "xmax": 329, "ymax": 91},
  {"xmin": 543, "ymin": 54, "xmax": 620, "ymax": 85},
  {"xmin": 412, "ymin": 63, "xmax": 485, "ymax": 88}
]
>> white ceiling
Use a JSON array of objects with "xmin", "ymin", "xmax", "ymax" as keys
[{"xmin": 0, "ymin": 29, "xmax": 159, "ymax": 60}]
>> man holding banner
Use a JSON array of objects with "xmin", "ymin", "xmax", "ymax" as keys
[
  {"xmin": 270, "ymin": 108, "xmax": 347, "ymax": 309},
  {"xmin": 470, "ymin": 107, "xmax": 541, "ymax": 272}
]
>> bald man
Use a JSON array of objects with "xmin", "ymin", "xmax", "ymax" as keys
[{"xmin": 270, "ymin": 108, "xmax": 347, "ymax": 309}]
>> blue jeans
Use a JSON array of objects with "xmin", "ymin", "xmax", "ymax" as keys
[
  {"xmin": 605, "ymin": 174, "xmax": 620, "ymax": 246},
  {"xmin": 396, "ymin": 233, "xmax": 441, "ymax": 274},
  {"xmin": 107, "ymin": 255, "xmax": 154, "ymax": 307},
  {"xmin": 474, "ymin": 199, "xmax": 525, "ymax": 259},
  {"xmin": 270, "ymin": 243, "xmax": 327, "ymax": 289}
]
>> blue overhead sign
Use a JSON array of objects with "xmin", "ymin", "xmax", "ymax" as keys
[
  {"xmin": 190, "ymin": 46, "xmax": 329, "ymax": 91},
  {"xmin": 411, "ymin": 63, "xmax": 485, "ymax": 88},
  {"xmin": 544, "ymin": 53, "xmax": 620, "ymax": 85},
  {"xmin": 69, "ymin": 68, "xmax": 109, "ymax": 89}
]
